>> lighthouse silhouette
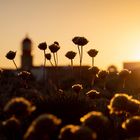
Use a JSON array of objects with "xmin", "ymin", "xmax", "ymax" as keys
[{"xmin": 21, "ymin": 36, "xmax": 33, "ymax": 70}]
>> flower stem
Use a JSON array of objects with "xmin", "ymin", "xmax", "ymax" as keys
[
  {"xmin": 49, "ymin": 60, "xmax": 54, "ymax": 67},
  {"xmin": 56, "ymin": 52, "xmax": 58, "ymax": 66},
  {"xmin": 77, "ymin": 45, "xmax": 81, "ymax": 59},
  {"xmin": 92, "ymin": 57, "xmax": 94, "ymax": 67},
  {"xmin": 43, "ymin": 50, "xmax": 46, "ymax": 82},
  {"xmin": 12, "ymin": 59, "xmax": 18, "ymax": 71},
  {"xmin": 53, "ymin": 53, "xmax": 57, "ymax": 66}
]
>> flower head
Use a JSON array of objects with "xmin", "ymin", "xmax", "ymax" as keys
[
  {"xmin": 24, "ymin": 114, "xmax": 61, "ymax": 140},
  {"xmin": 72, "ymin": 84, "xmax": 83, "ymax": 93},
  {"xmin": 4, "ymin": 97, "xmax": 36, "ymax": 119},
  {"xmin": 98, "ymin": 70, "xmax": 108, "ymax": 79},
  {"xmin": 86, "ymin": 90, "xmax": 100, "ymax": 99},
  {"xmin": 88, "ymin": 66, "xmax": 99, "ymax": 75},
  {"xmin": 108, "ymin": 93, "xmax": 140, "ymax": 114},
  {"xmin": 38, "ymin": 42, "xmax": 47, "ymax": 50},
  {"xmin": 49, "ymin": 43, "xmax": 60, "ymax": 53},
  {"xmin": 72, "ymin": 36, "xmax": 88, "ymax": 46},
  {"xmin": 119, "ymin": 69, "xmax": 131, "ymax": 79},
  {"xmin": 18, "ymin": 71, "xmax": 31, "ymax": 80},
  {"xmin": 65, "ymin": 51, "xmax": 76, "ymax": 60},
  {"xmin": 122, "ymin": 116, "xmax": 140, "ymax": 137},
  {"xmin": 87, "ymin": 49, "xmax": 98, "ymax": 57},
  {"xmin": 45, "ymin": 53, "xmax": 51, "ymax": 60},
  {"xmin": 6, "ymin": 51, "xmax": 16, "ymax": 60}
]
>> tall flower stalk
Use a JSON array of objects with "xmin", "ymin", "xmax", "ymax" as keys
[
  {"xmin": 49, "ymin": 41, "xmax": 60, "ymax": 66},
  {"xmin": 87, "ymin": 49, "xmax": 98, "ymax": 67},
  {"xmin": 38, "ymin": 42, "xmax": 47, "ymax": 82},
  {"xmin": 6, "ymin": 51, "xmax": 18, "ymax": 71},
  {"xmin": 65, "ymin": 51, "xmax": 76, "ymax": 69},
  {"xmin": 72, "ymin": 36, "xmax": 88, "ymax": 79}
]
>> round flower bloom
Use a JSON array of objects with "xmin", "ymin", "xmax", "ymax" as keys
[
  {"xmin": 72, "ymin": 84, "xmax": 83, "ymax": 93},
  {"xmin": 87, "ymin": 49, "xmax": 98, "ymax": 57},
  {"xmin": 80, "ymin": 111, "xmax": 110, "ymax": 140},
  {"xmin": 65, "ymin": 51, "xmax": 76, "ymax": 60},
  {"xmin": 119, "ymin": 69, "xmax": 131, "ymax": 79},
  {"xmin": 54, "ymin": 41, "xmax": 59, "ymax": 45},
  {"xmin": 122, "ymin": 116, "xmax": 140, "ymax": 137},
  {"xmin": 4, "ymin": 97, "xmax": 36, "ymax": 119},
  {"xmin": 98, "ymin": 70, "xmax": 108, "ymax": 79},
  {"xmin": 5, "ymin": 51, "xmax": 16, "ymax": 60},
  {"xmin": 86, "ymin": 90, "xmax": 100, "ymax": 99},
  {"xmin": 45, "ymin": 53, "xmax": 51, "ymax": 60},
  {"xmin": 59, "ymin": 125, "xmax": 97, "ymax": 140},
  {"xmin": 18, "ymin": 71, "xmax": 31, "ymax": 80},
  {"xmin": 38, "ymin": 42, "xmax": 47, "ymax": 50},
  {"xmin": 24, "ymin": 114, "xmax": 61, "ymax": 140},
  {"xmin": 88, "ymin": 66, "xmax": 99, "ymax": 75},
  {"xmin": 108, "ymin": 93, "xmax": 140, "ymax": 114},
  {"xmin": 72, "ymin": 36, "xmax": 88, "ymax": 46},
  {"xmin": 49, "ymin": 43, "xmax": 60, "ymax": 53}
]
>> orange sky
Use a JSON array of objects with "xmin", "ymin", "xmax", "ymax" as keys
[{"xmin": 1, "ymin": 0, "xmax": 140, "ymax": 70}]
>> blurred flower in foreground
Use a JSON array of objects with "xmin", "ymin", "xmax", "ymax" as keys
[
  {"xmin": 72, "ymin": 84, "xmax": 83, "ymax": 94},
  {"xmin": 65, "ymin": 51, "xmax": 76, "ymax": 67},
  {"xmin": 6, "ymin": 51, "xmax": 18, "ymax": 71},
  {"xmin": 24, "ymin": 114, "xmax": 61, "ymax": 140},
  {"xmin": 108, "ymin": 93, "xmax": 140, "ymax": 115},
  {"xmin": 4, "ymin": 97, "xmax": 36, "ymax": 120},
  {"xmin": 80, "ymin": 111, "xmax": 111, "ymax": 140},
  {"xmin": 122, "ymin": 116, "xmax": 140, "ymax": 137},
  {"xmin": 87, "ymin": 49, "xmax": 98, "ymax": 67},
  {"xmin": 59, "ymin": 124, "xmax": 97, "ymax": 140}
]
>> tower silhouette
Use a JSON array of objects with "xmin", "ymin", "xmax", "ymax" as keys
[{"xmin": 21, "ymin": 36, "xmax": 33, "ymax": 70}]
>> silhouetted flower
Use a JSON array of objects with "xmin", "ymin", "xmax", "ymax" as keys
[
  {"xmin": 24, "ymin": 114, "xmax": 61, "ymax": 140},
  {"xmin": 98, "ymin": 70, "xmax": 108, "ymax": 79},
  {"xmin": 119, "ymin": 69, "xmax": 131, "ymax": 79},
  {"xmin": 72, "ymin": 84, "xmax": 83, "ymax": 94},
  {"xmin": 18, "ymin": 71, "xmax": 31, "ymax": 80},
  {"xmin": 4, "ymin": 97, "xmax": 36, "ymax": 119},
  {"xmin": 49, "ymin": 43, "xmax": 60, "ymax": 53},
  {"xmin": 45, "ymin": 53, "xmax": 51, "ymax": 60},
  {"xmin": 88, "ymin": 66, "xmax": 99, "ymax": 75},
  {"xmin": 38, "ymin": 42, "xmax": 47, "ymax": 50},
  {"xmin": 5, "ymin": 51, "xmax": 16, "ymax": 60},
  {"xmin": 54, "ymin": 41, "xmax": 59, "ymax": 45},
  {"xmin": 5, "ymin": 51, "xmax": 18, "ymax": 70},
  {"xmin": 86, "ymin": 90, "xmax": 101, "ymax": 99},
  {"xmin": 87, "ymin": 49, "xmax": 98, "ymax": 58},
  {"xmin": 122, "ymin": 116, "xmax": 140, "ymax": 137},
  {"xmin": 65, "ymin": 51, "xmax": 76, "ymax": 60},
  {"xmin": 108, "ymin": 93, "xmax": 140, "ymax": 114},
  {"xmin": 72, "ymin": 36, "xmax": 88, "ymax": 46}
]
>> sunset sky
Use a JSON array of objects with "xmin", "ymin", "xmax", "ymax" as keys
[{"xmin": 1, "ymin": 0, "xmax": 140, "ymax": 70}]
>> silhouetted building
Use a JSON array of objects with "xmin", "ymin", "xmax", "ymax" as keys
[
  {"xmin": 123, "ymin": 62, "xmax": 140, "ymax": 70},
  {"xmin": 21, "ymin": 36, "xmax": 33, "ymax": 70}
]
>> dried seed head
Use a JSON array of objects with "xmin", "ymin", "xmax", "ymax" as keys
[
  {"xmin": 65, "ymin": 51, "xmax": 76, "ymax": 60},
  {"xmin": 49, "ymin": 43, "xmax": 60, "ymax": 53},
  {"xmin": 72, "ymin": 36, "xmax": 88, "ymax": 46},
  {"xmin": 87, "ymin": 49, "xmax": 98, "ymax": 57},
  {"xmin": 38, "ymin": 42, "xmax": 47, "ymax": 50},
  {"xmin": 45, "ymin": 53, "xmax": 51, "ymax": 60},
  {"xmin": 6, "ymin": 51, "xmax": 16, "ymax": 60}
]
